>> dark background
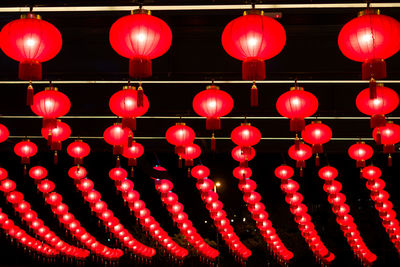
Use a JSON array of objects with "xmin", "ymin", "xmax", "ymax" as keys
[{"xmin": 0, "ymin": 0, "xmax": 400, "ymax": 266}]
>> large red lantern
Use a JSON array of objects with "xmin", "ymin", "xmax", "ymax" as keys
[
  {"xmin": 166, "ymin": 123, "xmax": 196, "ymax": 155},
  {"xmin": 338, "ymin": 9, "xmax": 400, "ymax": 82},
  {"xmin": 179, "ymin": 144, "xmax": 201, "ymax": 167},
  {"xmin": 372, "ymin": 122, "xmax": 400, "ymax": 166},
  {"xmin": 288, "ymin": 143, "xmax": 312, "ymax": 176},
  {"xmin": 348, "ymin": 142, "xmax": 374, "ymax": 168},
  {"xmin": 31, "ymin": 86, "xmax": 71, "ymax": 129},
  {"xmin": 109, "ymin": 9, "xmax": 172, "ymax": 79},
  {"xmin": 0, "ymin": 14, "xmax": 62, "ymax": 105},
  {"xmin": 14, "ymin": 140, "xmax": 37, "ymax": 165},
  {"xmin": 276, "ymin": 86, "xmax": 318, "ymax": 132},
  {"xmin": 0, "ymin": 124, "xmax": 9, "ymax": 143},
  {"xmin": 222, "ymin": 9, "xmax": 286, "ymax": 106},
  {"xmin": 109, "ymin": 85, "xmax": 150, "ymax": 129},
  {"xmin": 103, "ymin": 123, "xmax": 133, "ymax": 154},
  {"xmin": 41, "ymin": 120, "xmax": 71, "ymax": 150},
  {"xmin": 67, "ymin": 140, "xmax": 90, "ymax": 165},
  {"xmin": 356, "ymin": 85, "xmax": 399, "ymax": 128},
  {"xmin": 231, "ymin": 123, "xmax": 261, "ymax": 147}
]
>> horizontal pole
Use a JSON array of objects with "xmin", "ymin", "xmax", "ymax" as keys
[
  {"xmin": 1, "ymin": 3, "xmax": 399, "ymax": 13},
  {"xmin": 2, "ymin": 80, "xmax": 400, "ymax": 85},
  {"xmin": 7, "ymin": 136, "xmax": 373, "ymax": 141},
  {"xmin": 1, "ymin": 115, "xmax": 398, "ymax": 120}
]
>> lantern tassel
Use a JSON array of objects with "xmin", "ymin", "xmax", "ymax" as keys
[
  {"xmin": 250, "ymin": 81, "xmax": 258, "ymax": 107},
  {"xmin": 295, "ymin": 134, "xmax": 300, "ymax": 151},
  {"xmin": 388, "ymin": 154, "xmax": 392, "ymax": 167},
  {"xmin": 360, "ymin": 168, "xmax": 363, "ymax": 179},
  {"xmin": 128, "ymin": 134, "xmax": 133, "ymax": 148},
  {"xmin": 137, "ymin": 84, "xmax": 144, "ymax": 107},
  {"xmin": 23, "ymin": 165, "xmax": 27, "ymax": 176},
  {"xmin": 187, "ymin": 168, "xmax": 191, "ymax": 178},
  {"xmin": 130, "ymin": 167, "xmax": 134, "ymax": 178},
  {"xmin": 376, "ymin": 129, "xmax": 382, "ymax": 145},
  {"xmin": 27, "ymin": 81, "xmax": 34, "ymax": 106},
  {"xmin": 116, "ymin": 156, "xmax": 120, "ymax": 167},
  {"xmin": 299, "ymin": 167, "xmax": 303, "ymax": 178},
  {"xmin": 47, "ymin": 131, "xmax": 52, "ymax": 146},
  {"xmin": 53, "ymin": 151, "xmax": 58, "ymax": 165},
  {"xmin": 178, "ymin": 156, "xmax": 182, "ymax": 168},
  {"xmin": 211, "ymin": 133, "xmax": 216, "ymax": 152},
  {"xmin": 369, "ymin": 78, "xmax": 377, "ymax": 99},
  {"xmin": 315, "ymin": 154, "xmax": 320, "ymax": 167}
]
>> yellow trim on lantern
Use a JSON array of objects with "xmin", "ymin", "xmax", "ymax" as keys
[
  {"xmin": 290, "ymin": 86, "xmax": 303, "ymax": 91},
  {"xmin": 21, "ymin": 13, "xmax": 41, "ymax": 19},
  {"xmin": 132, "ymin": 9, "xmax": 151, "ymax": 15},
  {"xmin": 358, "ymin": 9, "xmax": 380, "ymax": 16},
  {"xmin": 206, "ymin": 85, "xmax": 219, "ymax": 90},
  {"xmin": 241, "ymin": 122, "xmax": 251, "ymax": 126},
  {"xmin": 244, "ymin": 9, "xmax": 263, "ymax": 16}
]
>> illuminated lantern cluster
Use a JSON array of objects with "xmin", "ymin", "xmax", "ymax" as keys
[
  {"xmin": 67, "ymin": 140, "xmax": 90, "ymax": 165},
  {"xmin": 110, "ymin": 9, "xmax": 172, "ymax": 79},
  {"xmin": 0, "ymin": 176, "xmax": 89, "ymax": 259},
  {"xmin": 288, "ymin": 142, "xmax": 312, "ymax": 177},
  {"xmin": 122, "ymin": 141, "xmax": 144, "ymax": 177},
  {"xmin": 301, "ymin": 121, "xmax": 332, "ymax": 166},
  {"xmin": 72, "ymin": 174, "xmax": 155, "ymax": 258},
  {"xmin": 338, "ymin": 9, "xmax": 400, "ymax": 98},
  {"xmin": 275, "ymin": 165, "xmax": 335, "ymax": 263},
  {"xmin": 222, "ymin": 9, "xmax": 286, "ymax": 106},
  {"xmin": 372, "ymin": 121, "xmax": 400, "ymax": 166},
  {"xmin": 166, "ymin": 123, "xmax": 196, "ymax": 166},
  {"xmin": 0, "ymin": 13, "xmax": 62, "ymax": 105},
  {"xmin": 0, "ymin": 209, "xmax": 59, "ymax": 258},
  {"xmin": 318, "ymin": 166, "xmax": 377, "ymax": 264},
  {"xmin": 153, "ymin": 175, "xmax": 219, "ymax": 260},
  {"xmin": 191, "ymin": 165, "xmax": 251, "ymax": 261},
  {"xmin": 192, "ymin": 84, "xmax": 234, "ymax": 150},
  {"xmin": 361, "ymin": 166, "xmax": 400, "ymax": 252},
  {"xmin": 104, "ymin": 123, "xmax": 133, "ymax": 155},
  {"xmin": 41, "ymin": 120, "xmax": 71, "ymax": 164},
  {"xmin": 28, "ymin": 170, "xmax": 123, "ymax": 259},
  {"xmin": 108, "ymin": 168, "xmax": 188, "ymax": 260},
  {"xmin": 0, "ymin": 123, "xmax": 9, "ymax": 143}
]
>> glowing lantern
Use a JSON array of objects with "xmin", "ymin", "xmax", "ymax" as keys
[
  {"xmin": 372, "ymin": 122, "xmax": 400, "ymax": 166},
  {"xmin": 356, "ymin": 85, "xmax": 399, "ymax": 128},
  {"xmin": 109, "ymin": 85, "xmax": 149, "ymax": 129},
  {"xmin": 0, "ymin": 179, "xmax": 16, "ymax": 193},
  {"xmin": 276, "ymin": 86, "xmax": 318, "ymax": 132},
  {"xmin": 109, "ymin": 168, "xmax": 128, "ymax": 181},
  {"xmin": 301, "ymin": 121, "xmax": 332, "ymax": 166},
  {"xmin": 318, "ymin": 166, "xmax": 338, "ymax": 181},
  {"xmin": 166, "ymin": 123, "xmax": 196, "ymax": 155},
  {"xmin": 29, "ymin": 166, "xmax": 47, "ymax": 180},
  {"xmin": 0, "ymin": 124, "xmax": 9, "ymax": 143},
  {"xmin": 31, "ymin": 86, "xmax": 71, "ymax": 129},
  {"xmin": 122, "ymin": 141, "xmax": 144, "ymax": 167},
  {"xmin": 68, "ymin": 166, "xmax": 87, "ymax": 180},
  {"xmin": 288, "ymin": 143, "xmax": 312, "ymax": 176},
  {"xmin": 179, "ymin": 144, "xmax": 201, "ymax": 166},
  {"xmin": 274, "ymin": 165, "xmax": 294, "ymax": 180},
  {"xmin": 362, "ymin": 166, "xmax": 382, "ymax": 180},
  {"xmin": 67, "ymin": 140, "xmax": 90, "ymax": 165},
  {"xmin": 191, "ymin": 165, "xmax": 210, "ymax": 180},
  {"xmin": 14, "ymin": 140, "xmax": 37, "ymax": 165},
  {"xmin": 222, "ymin": 9, "xmax": 286, "ymax": 106},
  {"xmin": 0, "ymin": 13, "xmax": 62, "ymax": 105},
  {"xmin": 41, "ymin": 120, "xmax": 70, "ymax": 149},
  {"xmin": 348, "ymin": 142, "xmax": 373, "ymax": 168},
  {"xmin": 37, "ymin": 180, "xmax": 55, "ymax": 194},
  {"xmin": 231, "ymin": 146, "xmax": 255, "ymax": 168},
  {"xmin": 103, "ymin": 123, "xmax": 133, "ymax": 154},
  {"xmin": 338, "ymin": 9, "xmax": 400, "ymax": 96},
  {"xmin": 231, "ymin": 123, "xmax": 261, "ymax": 159},
  {"xmin": 109, "ymin": 9, "xmax": 172, "ymax": 79},
  {"xmin": 232, "ymin": 167, "xmax": 252, "ymax": 180}
]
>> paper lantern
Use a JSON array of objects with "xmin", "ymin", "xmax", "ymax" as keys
[
  {"xmin": 122, "ymin": 141, "xmax": 144, "ymax": 166},
  {"xmin": 29, "ymin": 166, "xmax": 47, "ymax": 180},
  {"xmin": 231, "ymin": 146, "xmax": 255, "ymax": 168},
  {"xmin": 109, "ymin": 9, "xmax": 172, "ymax": 78},
  {"xmin": 179, "ymin": 144, "xmax": 201, "ymax": 167},
  {"xmin": 67, "ymin": 140, "xmax": 90, "ymax": 165},
  {"xmin": 68, "ymin": 166, "xmax": 87, "ymax": 181},
  {"xmin": 191, "ymin": 165, "xmax": 210, "ymax": 180},
  {"xmin": 318, "ymin": 166, "xmax": 338, "ymax": 181},
  {"xmin": 14, "ymin": 140, "xmax": 37, "ymax": 164},
  {"xmin": 274, "ymin": 165, "xmax": 294, "ymax": 180},
  {"xmin": 288, "ymin": 143, "xmax": 312, "ymax": 167},
  {"xmin": 109, "ymin": 168, "xmax": 128, "ymax": 181},
  {"xmin": 41, "ymin": 120, "xmax": 71, "ymax": 151},
  {"xmin": 348, "ymin": 142, "xmax": 373, "ymax": 168},
  {"xmin": 0, "ymin": 124, "xmax": 9, "ymax": 143},
  {"xmin": 166, "ymin": 123, "xmax": 196, "ymax": 154},
  {"xmin": 372, "ymin": 122, "xmax": 400, "ymax": 165},
  {"xmin": 103, "ymin": 123, "xmax": 133, "ymax": 154},
  {"xmin": 232, "ymin": 167, "xmax": 252, "ymax": 180},
  {"xmin": 362, "ymin": 166, "xmax": 382, "ymax": 180},
  {"xmin": 276, "ymin": 86, "xmax": 318, "ymax": 132},
  {"xmin": 301, "ymin": 121, "xmax": 332, "ymax": 153},
  {"xmin": 231, "ymin": 123, "xmax": 261, "ymax": 149}
]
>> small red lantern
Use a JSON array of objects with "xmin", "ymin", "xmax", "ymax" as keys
[
  {"xmin": 318, "ymin": 166, "xmax": 338, "ymax": 181},
  {"xmin": 109, "ymin": 168, "xmax": 128, "ymax": 181},
  {"xmin": 122, "ymin": 141, "xmax": 144, "ymax": 167},
  {"xmin": 232, "ymin": 167, "xmax": 252, "ymax": 180},
  {"xmin": 231, "ymin": 146, "xmax": 255, "ymax": 168},
  {"xmin": 0, "ymin": 124, "xmax": 9, "ymax": 143},
  {"xmin": 372, "ymin": 122, "xmax": 400, "ymax": 166},
  {"xmin": 356, "ymin": 85, "xmax": 399, "ymax": 128},
  {"xmin": 348, "ymin": 142, "xmax": 373, "ymax": 168},
  {"xmin": 41, "ymin": 120, "xmax": 71, "ymax": 152},
  {"xmin": 31, "ymin": 86, "xmax": 71, "ymax": 129},
  {"xmin": 14, "ymin": 140, "xmax": 37, "ymax": 164},
  {"xmin": 222, "ymin": 9, "xmax": 286, "ymax": 106},
  {"xmin": 274, "ymin": 165, "xmax": 294, "ymax": 180},
  {"xmin": 67, "ymin": 140, "xmax": 90, "ymax": 165},
  {"xmin": 68, "ymin": 166, "xmax": 87, "ymax": 181},
  {"xmin": 191, "ymin": 165, "xmax": 210, "ymax": 180},
  {"xmin": 29, "ymin": 166, "xmax": 47, "ymax": 181},
  {"xmin": 103, "ymin": 123, "xmax": 133, "ymax": 155},
  {"xmin": 0, "ymin": 14, "xmax": 62, "ymax": 105},
  {"xmin": 166, "ymin": 123, "xmax": 196, "ymax": 155},
  {"xmin": 288, "ymin": 143, "xmax": 312, "ymax": 176},
  {"xmin": 231, "ymin": 123, "xmax": 261, "ymax": 147},
  {"xmin": 179, "ymin": 144, "xmax": 201, "ymax": 167},
  {"xmin": 362, "ymin": 166, "xmax": 382, "ymax": 180},
  {"xmin": 301, "ymin": 121, "xmax": 332, "ymax": 166},
  {"xmin": 37, "ymin": 179, "xmax": 55, "ymax": 194},
  {"xmin": 109, "ymin": 85, "xmax": 149, "ymax": 129},
  {"xmin": 276, "ymin": 86, "xmax": 318, "ymax": 132},
  {"xmin": 0, "ymin": 168, "xmax": 8, "ymax": 181},
  {"xmin": 109, "ymin": 9, "xmax": 172, "ymax": 79},
  {"xmin": 338, "ymin": 9, "xmax": 400, "ymax": 82}
]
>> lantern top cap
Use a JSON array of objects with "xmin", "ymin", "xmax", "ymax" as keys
[
  {"xmin": 21, "ymin": 13, "xmax": 41, "ymax": 20},
  {"xmin": 122, "ymin": 85, "xmax": 136, "ymax": 90},
  {"xmin": 241, "ymin": 122, "xmax": 251, "ymax": 126},
  {"xmin": 358, "ymin": 9, "xmax": 380, "ymax": 17},
  {"xmin": 131, "ymin": 8, "xmax": 151, "ymax": 15},
  {"xmin": 206, "ymin": 85, "xmax": 220, "ymax": 90},
  {"xmin": 176, "ymin": 122, "xmax": 186, "ymax": 126},
  {"xmin": 44, "ymin": 86, "xmax": 58, "ymax": 91},
  {"xmin": 113, "ymin": 122, "xmax": 122, "ymax": 126},
  {"xmin": 357, "ymin": 141, "xmax": 365, "ymax": 144},
  {"xmin": 290, "ymin": 86, "xmax": 304, "ymax": 91},
  {"xmin": 311, "ymin": 120, "xmax": 322, "ymax": 124},
  {"xmin": 243, "ymin": 9, "xmax": 264, "ymax": 16}
]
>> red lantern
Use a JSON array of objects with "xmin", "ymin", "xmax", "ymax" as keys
[
  {"xmin": 232, "ymin": 167, "xmax": 252, "ymax": 180},
  {"xmin": 288, "ymin": 143, "xmax": 312, "ymax": 176},
  {"xmin": 348, "ymin": 142, "xmax": 373, "ymax": 168},
  {"xmin": 67, "ymin": 140, "xmax": 90, "ymax": 165},
  {"xmin": 372, "ymin": 122, "xmax": 400, "ymax": 166},
  {"xmin": 222, "ymin": 9, "xmax": 286, "ymax": 106},
  {"xmin": 274, "ymin": 165, "xmax": 294, "ymax": 180},
  {"xmin": 122, "ymin": 141, "xmax": 144, "ymax": 166},
  {"xmin": 37, "ymin": 180, "xmax": 55, "ymax": 194},
  {"xmin": 0, "ymin": 14, "xmax": 62, "ymax": 105},
  {"xmin": 109, "ymin": 85, "xmax": 149, "ymax": 130},
  {"xmin": 362, "ymin": 166, "xmax": 382, "ymax": 180},
  {"xmin": 231, "ymin": 146, "xmax": 255, "ymax": 168},
  {"xmin": 14, "ymin": 140, "xmax": 37, "ymax": 164},
  {"xmin": 338, "ymin": 9, "xmax": 400, "ymax": 81},
  {"xmin": 109, "ymin": 9, "xmax": 172, "ymax": 79},
  {"xmin": 0, "ymin": 124, "xmax": 9, "ymax": 143},
  {"xmin": 31, "ymin": 86, "xmax": 71, "ymax": 129},
  {"xmin": 179, "ymin": 144, "xmax": 201, "ymax": 167},
  {"xmin": 356, "ymin": 85, "xmax": 399, "ymax": 128},
  {"xmin": 318, "ymin": 166, "xmax": 338, "ymax": 181},
  {"xmin": 109, "ymin": 168, "xmax": 128, "ymax": 181},
  {"xmin": 0, "ymin": 179, "xmax": 16, "ymax": 193},
  {"xmin": 166, "ymin": 123, "xmax": 196, "ymax": 154},
  {"xmin": 29, "ymin": 166, "xmax": 47, "ymax": 181},
  {"xmin": 68, "ymin": 166, "xmax": 87, "ymax": 180},
  {"xmin": 103, "ymin": 123, "xmax": 133, "ymax": 155},
  {"xmin": 41, "ymin": 120, "xmax": 71, "ymax": 151},
  {"xmin": 301, "ymin": 121, "xmax": 332, "ymax": 153},
  {"xmin": 191, "ymin": 165, "xmax": 210, "ymax": 180},
  {"xmin": 276, "ymin": 86, "xmax": 318, "ymax": 132},
  {"xmin": 231, "ymin": 123, "xmax": 261, "ymax": 155},
  {"xmin": 0, "ymin": 168, "xmax": 8, "ymax": 181}
]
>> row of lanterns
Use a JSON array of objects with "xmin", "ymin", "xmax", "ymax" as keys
[
  {"xmin": 108, "ymin": 167, "xmax": 189, "ymax": 260},
  {"xmin": 0, "ymin": 171, "xmax": 90, "ymax": 259},
  {"xmin": 191, "ymin": 165, "xmax": 251, "ymax": 261},
  {"xmin": 27, "ymin": 166, "xmax": 123, "ymax": 260}
]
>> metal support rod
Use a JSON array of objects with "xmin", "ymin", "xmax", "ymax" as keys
[{"xmin": 0, "ymin": 3, "xmax": 399, "ymax": 13}]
